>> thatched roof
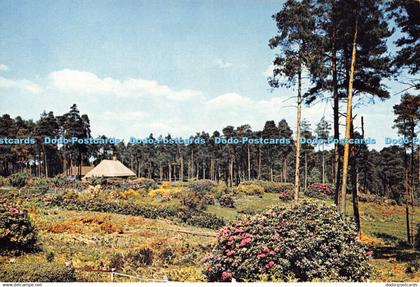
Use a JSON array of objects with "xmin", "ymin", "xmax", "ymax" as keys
[{"xmin": 83, "ymin": 159, "xmax": 136, "ymax": 179}]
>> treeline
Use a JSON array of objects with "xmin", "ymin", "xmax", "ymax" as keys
[{"xmin": 0, "ymin": 105, "xmax": 418, "ymax": 205}]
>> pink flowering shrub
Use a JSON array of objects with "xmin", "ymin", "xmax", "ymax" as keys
[
  {"xmin": 202, "ymin": 202, "xmax": 371, "ymax": 282},
  {"xmin": 305, "ymin": 183, "xmax": 334, "ymax": 199},
  {"xmin": 0, "ymin": 202, "xmax": 38, "ymax": 255}
]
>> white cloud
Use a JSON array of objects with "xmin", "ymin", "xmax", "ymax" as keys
[
  {"xmin": 0, "ymin": 64, "xmax": 8, "ymax": 71},
  {"xmin": 48, "ymin": 69, "xmax": 203, "ymax": 101},
  {"xmin": 214, "ymin": 58, "xmax": 233, "ymax": 69},
  {"xmin": 0, "ymin": 76, "xmax": 42, "ymax": 94}
]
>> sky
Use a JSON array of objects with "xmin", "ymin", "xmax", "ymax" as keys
[{"xmin": 0, "ymin": 0, "xmax": 414, "ymax": 150}]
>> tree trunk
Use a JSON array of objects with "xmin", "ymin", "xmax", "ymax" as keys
[
  {"xmin": 168, "ymin": 162, "xmax": 172, "ymax": 184},
  {"xmin": 159, "ymin": 163, "xmax": 163, "ymax": 181},
  {"xmin": 350, "ymin": 119, "xmax": 361, "ymax": 236},
  {"xmin": 340, "ymin": 18, "xmax": 358, "ymax": 214},
  {"xmin": 247, "ymin": 146, "xmax": 251, "ymax": 181},
  {"xmin": 43, "ymin": 147, "xmax": 49, "ymax": 177},
  {"xmin": 180, "ymin": 156, "xmax": 184, "ymax": 181},
  {"xmin": 405, "ymin": 170, "xmax": 411, "ymax": 244},
  {"xmin": 332, "ymin": 23, "xmax": 341, "ymax": 207},
  {"xmin": 304, "ymin": 151, "xmax": 308, "ymax": 191},
  {"xmin": 294, "ymin": 68, "xmax": 302, "ymax": 201},
  {"xmin": 283, "ymin": 158, "xmax": 287, "ymax": 182},
  {"xmin": 258, "ymin": 146, "xmax": 261, "ymax": 179},
  {"xmin": 322, "ymin": 144, "xmax": 325, "ymax": 184}
]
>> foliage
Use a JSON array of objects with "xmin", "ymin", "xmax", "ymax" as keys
[
  {"xmin": 46, "ymin": 195, "xmax": 224, "ymax": 229},
  {"xmin": 131, "ymin": 177, "xmax": 157, "ymax": 191},
  {"xmin": 218, "ymin": 194, "xmax": 235, "ymax": 208},
  {"xmin": 8, "ymin": 172, "xmax": 30, "ymax": 188},
  {"xmin": 278, "ymin": 191, "xmax": 293, "ymax": 201},
  {"xmin": 120, "ymin": 189, "xmax": 141, "ymax": 200},
  {"xmin": 126, "ymin": 248, "xmax": 154, "ymax": 267},
  {"xmin": 262, "ymin": 182, "xmax": 294, "ymax": 194},
  {"xmin": 236, "ymin": 183, "xmax": 264, "ymax": 196},
  {"xmin": 188, "ymin": 180, "xmax": 217, "ymax": 194},
  {"xmin": 51, "ymin": 175, "xmax": 82, "ymax": 189},
  {"xmin": 0, "ymin": 202, "xmax": 38, "ymax": 255},
  {"xmin": 203, "ymin": 202, "xmax": 371, "ymax": 282},
  {"xmin": 0, "ymin": 176, "xmax": 9, "ymax": 186},
  {"xmin": 304, "ymin": 183, "xmax": 334, "ymax": 199},
  {"xmin": 30, "ymin": 177, "xmax": 51, "ymax": 193},
  {"xmin": 87, "ymin": 176, "xmax": 106, "ymax": 186},
  {"xmin": 0, "ymin": 261, "xmax": 76, "ymax": 282}
]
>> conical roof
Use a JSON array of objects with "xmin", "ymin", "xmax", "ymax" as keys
[{"xmin": 83, "ymin": 159, "xmax": 136, "ymax": 179}]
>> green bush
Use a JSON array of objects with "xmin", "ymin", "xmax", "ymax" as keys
[
  {"xmin": 188, "ymin": 180, "xmax": 217, "ymax": 194},
  {"xmin": 131, "ymin": 177, "xmax": 157, "ymax": 191},
  {"xmin": 0, "ymin": 202, "xmax": 38, "ymax": 255},
  {"xmin": 236, "ymin": 183, "xmax": 264, "ymax": 196},
  {"xmin": 87, "ymin": 176, "xmax": 106, "ymax": 186},
  {"xmin": 9, "ymin": 172, "xmax": 30, "ymax": 188},
  {"xmin": 46, "ymin": 195, "xmax": 225, "ymax": 229},
  {"xmin": 203, "ymin": 202, "xmax": 371, "ymax": 282},
  {"xmin": 304, "ymin": 183, "xmax": 334, "ymax": 199},
  {"xmin": 263, "ymin": 182, "xmax": 294, "ymax": 194},
  {"xmin": 126, "ymin": 248, "xmax": 154, "ymax": 267},
  {"xmin": 31, "ymin": 177, "xmax": 51, "ymax": 193},
  {"xmin": 0, "ymin": 261, "xmax": 76, "ymax": 282},
  {"xmin": 218, "ymin": 194, "xmax": 235, "ymax": 208}
]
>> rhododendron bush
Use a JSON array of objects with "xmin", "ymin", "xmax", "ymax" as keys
[
  {"xmin": 0, "ymin": 202, "xmax": 38, "ymax": 255},
  {"xmin": 202, "ymin": 202, "xmax": 371, "ymax": 282},
  {"xmin": 304, "ymin": 183, "xmax": 334, "ymax": 199}
]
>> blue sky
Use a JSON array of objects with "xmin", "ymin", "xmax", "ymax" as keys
[{"xmin": 0, "ymin": 0, "xmax": 412, "ymax": 150}]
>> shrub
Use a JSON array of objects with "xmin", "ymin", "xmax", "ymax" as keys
[
  {"xmin": 51, "ymin": 175, "xmax": 81, "ymax": 190},
  {"xmin": 180, "ymin": 192, "xmax": 214, "ymax": 210},
  {"xmin": 46, "ymin": 195, "xmax": 224, "ymax": 229},
  {"xmin": 120, "ymin": 189, "xmax": 141, "ymax": 200},
  {"xmin": 126, "ymin": 248, "xmax": 154, "ymax": 267},
  {"xmin": 218, "ymin": 194, "xmax": 235, "ymax": 208},
  {"xmin": 109, "ymin": 253, "xmax": 125, "ymax": 270},
  {"xmin": 179, "ymin": 210, "xmax": 225, "ymax": 229},
  {"xmin": 31, "ymin": 177, "xmax": 51, "ymax": 193},
  {"xmin": 202, "ymin": 202, "xmax": 371, "ymax": 282},
  {"xmin": 0, "ymin": 202, "xmax": 38, "ymax": 255},
  {"xmin": 9, "ymin": 172, "xmax": 30, "ymax": 188},
  {"xmin": 87, "ymin": 176, "xmax": 106, "ymax": 186},
  {"xmin": 236, "ymin": 183, "xmax": 264, "ymax": 196},
  {"xmin": 0, "ymin": 176, "xmax": 9, "ymax": 186},
  {"xmin": 0, "ymin": 261, "xmax": 76, "ymax": 282},
  {"xmin": 304, "ymin": 183, "xmax": 334, "ymax": 199},
  {"xmin": 263, "ymin": 182, "xmax": 294, "ymax": 194},
  {"xmin": 131, "ymin": 177, "xmax": 157, "ymax": 191},
  {"xmin": 188, "ymin": 180, "xmax": 217, "ymax": 194},
  {"xmin": 279, "ymin": 191, "xmax": 293, "ymax": 201}
]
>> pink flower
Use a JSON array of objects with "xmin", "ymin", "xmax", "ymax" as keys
[
  {"xmin": 239, "ymin": 237, "xmax": 252, "ymax": 247},
  {"xmin": 221, "ymin": 271, "xmax": 233, "ymax": 282},
  {"xmin": 265, "ymin": 261, "xmax": 275, "ymax": 269},
  {"xmin": 226, "ymin": 250, "xmax": 235, "ymax": 256},
  {"xmin": 257, "ymin": 253, "xmax": 266, "ymax": 258},
  {"xmin": 262, "ymin": 246, "xmax": 270, "ymax": 253},
  {"xmin": 273, "ymin": 233, "xmax": 280, "ymax": 240},
  {"xmin": 367, "ymin": 250, "xmax": 374, "ymax": 256}
]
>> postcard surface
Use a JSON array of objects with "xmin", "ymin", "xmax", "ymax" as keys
[{"xmin": 0, "ymin": 0, "xmax": 419, "ymax": 285}]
